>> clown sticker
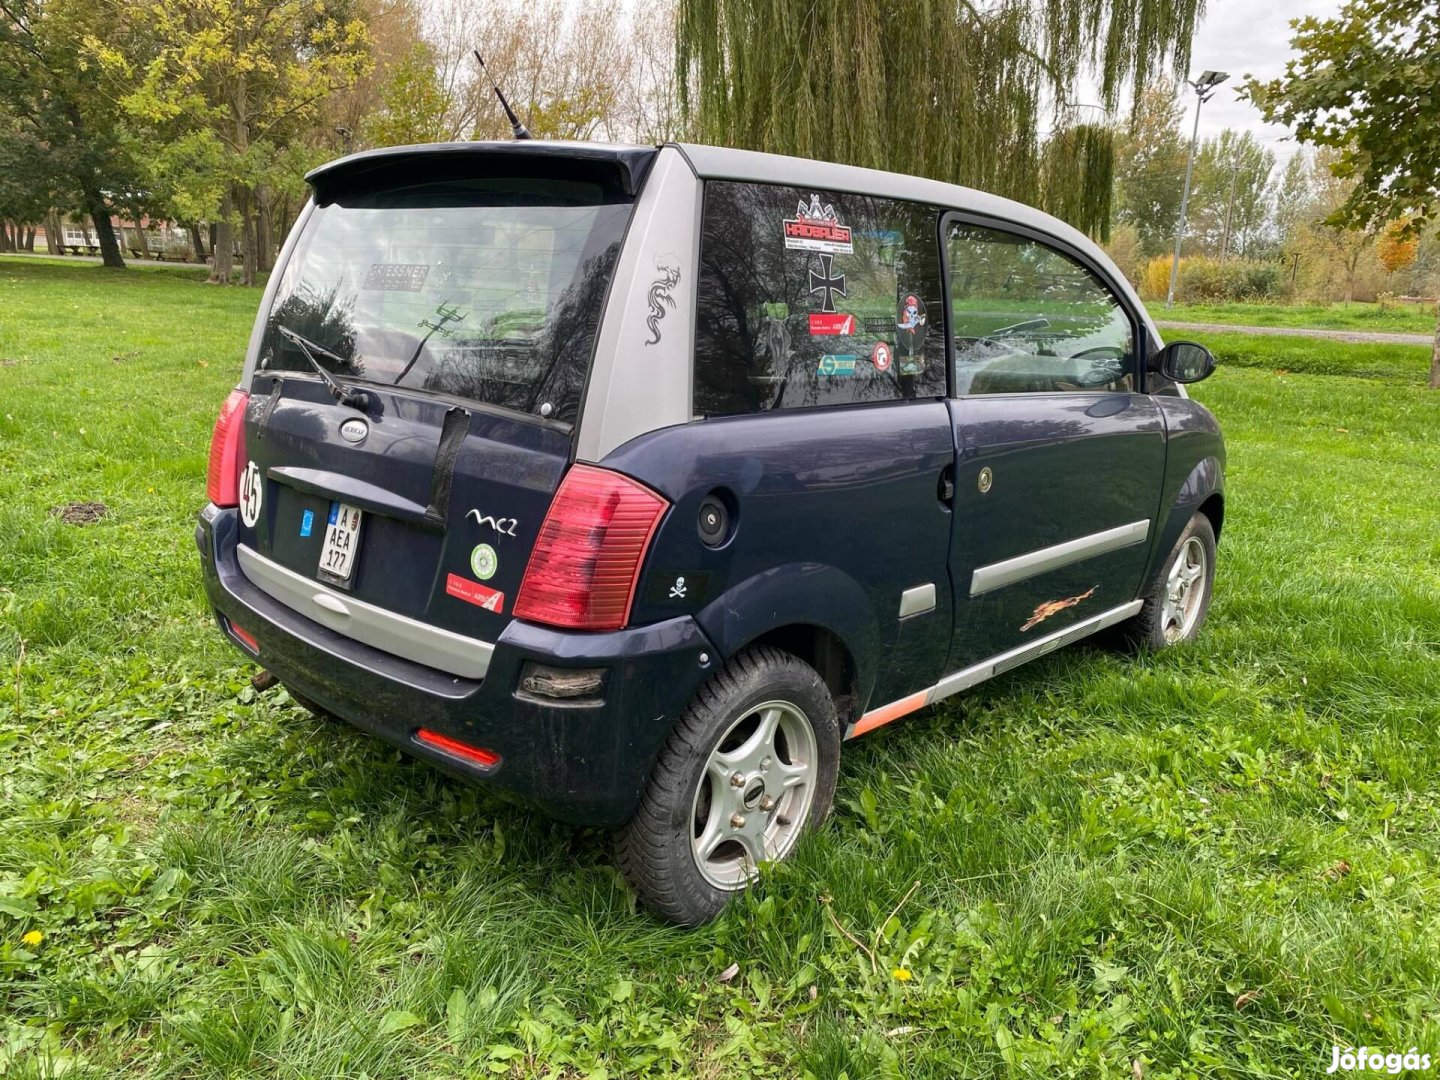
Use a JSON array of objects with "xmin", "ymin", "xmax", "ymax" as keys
[{"xmin": 896, "ymin": 293, "xmax": 928, "ymax": 374}]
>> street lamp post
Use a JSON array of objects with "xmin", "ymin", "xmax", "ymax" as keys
[{"xmin": 1165, "ymin": 70, "xmax": 1229, "ymax": 308}]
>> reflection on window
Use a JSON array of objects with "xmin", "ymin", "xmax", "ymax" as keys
[
  {"xmin": 947, "ymin": 225, "xmax": 1134, "ymax": 395},
  {"xmin": 260, "ymin": 179, "xmax": 631, "ymax": 423},
  {"xmin": 695, "ymin": 182, "xmax": 946, "ymax": 415}
]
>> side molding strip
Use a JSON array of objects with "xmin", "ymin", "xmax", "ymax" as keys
[
  {"xmin": 898, "ymin": 583, "xmax": 936, "ymax": 618},
  {"xmin": 846, "ymin": 599, "xmax": 1144, "ymax": 739},
  {"xmin": 970, "ymin": 519, "xmax": 1150, "ymax": 596}
]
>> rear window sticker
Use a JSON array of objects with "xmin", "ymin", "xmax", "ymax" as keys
[
  {"xmin": 470, "ymin": 542, "xmax": 498, "ymax": 581},
  {"xmin": 896, "ymin": 293, "xmax": 928, "ymax": 373},
  {"xmin": 645, "ymin": 255, "xmax": 681, "ymax": 346},
  {"xmin": 817, "ymin": 354, "xmax": 858, "ymax": 376},
  {"xmin": 809, "ymin": 313, "xmax": 855, "ymax": 335},
  {"xmin": 870, "ymin": 341, "xmax": 893, "ymax": 372},
  {"xmin": 808, "ymin": 254, "xmax": 847, "ymax": 313},
  {"xmin": 300, "ymin": 508, "xmax": 314, "ymax": 538},
  {"xmin": 363, "ymin": 263, "xmax": 430, "ymax": 292},
  {"xmin": 239, "ymin": 461, "xmax": 262, "ymax": 527},
  {"xmin": 446, "ymin": 573, "xmax": 505, "ymax": 613},
  {"xmin": 863, "ymin": 316, "xmax": 893, "ymax": 335},
  {"xmin": 784, "ymin": 194, "xmax": 854, "ymax": 254}
]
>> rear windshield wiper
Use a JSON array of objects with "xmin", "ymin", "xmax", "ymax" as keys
[{"xmin": 275, "ymin": 325, "xmax": 369, "ymax": 408}]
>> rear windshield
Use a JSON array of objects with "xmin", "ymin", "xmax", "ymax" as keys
[{"xmin": 258, "ymin": 177, "xmax": 633, "ymax": 424}]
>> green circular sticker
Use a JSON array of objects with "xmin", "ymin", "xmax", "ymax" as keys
[{"xmin": 470, "ymin": 543, "xmax": 498, "ymax": 580}]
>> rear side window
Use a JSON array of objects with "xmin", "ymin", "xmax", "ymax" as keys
[
  {"xmin": 947, "ymin": 223, "xmax": 1136, "ymax": 395},
  {"xmin": 695, "ymin": 182, "xmax": 946, "ymax": 415},
  {"xmin": 260, "ymin": 177, "xmax": 633, "ymax": 424}
]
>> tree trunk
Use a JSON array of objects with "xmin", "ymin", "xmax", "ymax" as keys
[
  {"xmin": 46, "ymin": 211, "xmax": 66, "ymax": 255},
  {"xmin": 24, "ymin": 226, "xmax": 36, "ymax": 251},
  {"xmin": 189, "ymin": 221, "xmax": 207, "ymax": 261},
  {"xmin": 238, "ymin": 185, "xmax": 257, "ymax": 287},
  {"xmin": 1430, "ymin": 304, "xmax": 1440, "ymax": 390},
  {"xmin": 255, "ymin": 187, "xmax": 274, "ymax": 274},
  {"xmin": 83, "ymin": 185, "xmax": 126, "ymax": 269},
  {"xmin": 1, "ymin": 220, "xmax": 12, "ymax": 252},
  {"xmin": 211, "ymin": 190, "xmax": 235, "ymax": 284},
  {"xmin": 136, "ymin": 220, "xmax": 151, "ymax": 259}
]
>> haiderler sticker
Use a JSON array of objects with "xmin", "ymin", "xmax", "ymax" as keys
[{"xmin": 784, "ymin": 195, "xmax": 853, "ymax": 254}]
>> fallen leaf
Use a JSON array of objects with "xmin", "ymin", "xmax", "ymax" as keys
[
  {"xmin": 1335, "ymin": 427, "xmax": 1349, "ymax": 433},
  {"xmin": 886, "ymin": 1026, "xmax": 920, "ymax": 1037},
  {"xmin": 1234, "ymin": 989, "xmax": 1261, "ymax": 1010},
  {"xmin": 1132, "ymin": 1058, "xmax": 1144, "ymax": 1079},
  {"xmin": 1321, "ymin": 860, "xmax": 1352, "ymax": 881},
  {"xmin": 717, "ymin": 962, "xmax": 740, "ymax": 984},
  {"xmin": 808, "ymin": 985, "xmax": 818, "ymax": 1001}
]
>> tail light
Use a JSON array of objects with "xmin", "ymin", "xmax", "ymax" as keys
[
  {"xmin": 206, "ymin": 389, "xmax": 249, "ymax": 506},
  {"xmin": 514, "ymin": 464, "xmax": 669, "ymax": 631}
]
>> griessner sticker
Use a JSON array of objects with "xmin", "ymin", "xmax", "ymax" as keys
[
  {"xmin": 239, "ymin": 460, "xmax": 262, "ymax": 527},
  {"xmin": 784, "ymin": 194, "xmax": 853, "ymax": 254}
]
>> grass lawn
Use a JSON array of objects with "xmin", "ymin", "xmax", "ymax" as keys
[
  {"xmin": 1159, "ymin": 299, "xmax": 1437, "ymax": 335},
  {"xmin": 1177, "ymin": 330, "xmax": 1434, "ymax": 385},
  {"xmin": 3, "ymin": 258, "xmax": 1440, "ymax": 1078}
]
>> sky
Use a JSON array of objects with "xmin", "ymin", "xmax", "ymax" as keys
[{"xmin": 1177, "ymin": 0, "xmax": 1341, "ymax": 157}]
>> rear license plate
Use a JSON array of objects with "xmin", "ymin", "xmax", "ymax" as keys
[{"xmin": 317, "ymin": 502, "xmax": 363, "ymax": 586}]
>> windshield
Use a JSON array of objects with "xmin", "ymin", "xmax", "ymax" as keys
[{"xmin": 259, "ymin": 177, "xmax": 633, "ymax": 424}]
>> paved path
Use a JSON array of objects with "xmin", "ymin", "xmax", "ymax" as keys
[
  {"xmin": 1, "ymin": 251, "xmax": 204, "ymax": 270},
  {"xmin": 1155, "ymin": 319, "xmax": 1432, "ymax": 347}
]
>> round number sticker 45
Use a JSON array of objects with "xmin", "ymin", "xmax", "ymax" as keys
[{"xmin": 239, "ymin": 461, "xmax": 263, "ymax": 527}]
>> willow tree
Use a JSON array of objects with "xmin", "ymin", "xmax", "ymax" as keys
[{"xmin": 675, "ymin": 0, "xmax": 1205, "ymax": 237}]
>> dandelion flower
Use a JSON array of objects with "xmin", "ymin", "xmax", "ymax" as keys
[
  {"xmin": 21, "ymin": 930, "xmax": 43, "ymax": 947},
  {"xmin": 892, "ymin": 967, "xmax": 912, "ymax": 982}
]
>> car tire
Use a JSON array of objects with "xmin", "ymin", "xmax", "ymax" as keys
[
  {"xmin": 616, "ymin": 646, "xmax": 841, "ymax": 927},
  {"xmin": 1123, "ymin": 512, "xmax": 1217, "ymax": 650}
]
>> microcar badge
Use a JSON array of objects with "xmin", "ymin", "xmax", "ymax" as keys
[{"xmin": 339, "ymin": 418, "xmax": 368, "ymax": 444}]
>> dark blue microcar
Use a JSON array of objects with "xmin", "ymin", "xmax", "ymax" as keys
[{"xmin": 197, "ymin": 140, "xmax": 1225, "ymax": 924}]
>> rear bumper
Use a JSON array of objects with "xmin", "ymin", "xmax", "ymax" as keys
[{"xmin": 196, "ymin": 504, "xmax": 715, "ymax": 826}]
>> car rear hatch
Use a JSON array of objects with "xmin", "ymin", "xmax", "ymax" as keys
[{"xmin": 230, "ymin": 145, "xmax": 654, "ymax": 670}]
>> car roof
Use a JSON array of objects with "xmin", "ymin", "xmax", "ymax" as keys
[{"xmin": 674, "ymin": 142, "xmax": 1101, "ymax": 262}]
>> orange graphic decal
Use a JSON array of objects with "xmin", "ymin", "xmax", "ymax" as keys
[{"xmin": 1019, "ymin": 586, "xmax": 1097, "ymax": 633}]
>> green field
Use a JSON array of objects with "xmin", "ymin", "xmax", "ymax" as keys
[
  {"xmin": 3, "ymin": 258, "xmax": 1440, "ymax": 1078},
  {"xmin": 1162, "ymin": 299, "xmax": 1437, "ymax": 335}
]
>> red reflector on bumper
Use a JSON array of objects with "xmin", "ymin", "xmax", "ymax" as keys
[
  {"xmin": 228, "ymin": 620, "xmax": 260, "ymax": 654},
  {"xmin": 416, "ymin": 728, "xmax": 500, "ymax": 768}
]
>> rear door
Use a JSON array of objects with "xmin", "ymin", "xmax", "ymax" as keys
[
  {"xmin": 235, "ymin": 157, "xmax": 640, "ymax": 648},
  {"xmin": 942, "ymin": 217, "xmax": 1166, "ymax": 670}
]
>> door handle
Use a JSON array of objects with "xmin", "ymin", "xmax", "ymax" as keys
[{"xmin": 938, "ymin": 465, "xmax": 955, "ymax": 506}]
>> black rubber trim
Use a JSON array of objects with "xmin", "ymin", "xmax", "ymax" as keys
[{"xmin": 424, "ymin": 406, "xmax": 470, "ymax": 526}]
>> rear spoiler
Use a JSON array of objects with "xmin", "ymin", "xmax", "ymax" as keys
[{"xmin": 305, "ymin": 141, "xmax": 658, "ymax": 202}]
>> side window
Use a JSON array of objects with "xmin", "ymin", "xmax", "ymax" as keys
[
  {"xmin": 695, "ymin": 182, "xmax": 947, "ymax": 416},
  {"xmin": 946, "ymin": 223, "xmax": 1135, "ymax": 396}
]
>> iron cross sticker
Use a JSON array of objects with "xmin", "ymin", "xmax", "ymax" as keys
[{"xmin": 809, "ymin": 254, "xmax": 847, "ymax": 314}]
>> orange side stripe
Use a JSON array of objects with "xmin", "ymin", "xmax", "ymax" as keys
[{"xmin": 851, "ymin": 690, "xmax": 930, "ymax": 737}]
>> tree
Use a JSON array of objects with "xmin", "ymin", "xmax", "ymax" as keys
[
  {"xmin": 1245, "ymin": 0, "xmax": 1440, "ymax": 387},
  {"xmin": 96, "ymin": 0, "xmax": 374, "ymax": 284},
  {"xmin": 1188, "ymin": 130, "xmax": 1276, "ymax": 260},
  {"xmin": 1376, "ymin": 221, "xmax": 1420, "ymax": 277},
  {"xmin": 1112, "ymin": 80, "xmax": 1189, "ymax": 256},
  {"xmin": 675, "ymin": 0, "xmax": 1205, "ymax": 238},
  {"xmin": 0, "ymin": 0, "xmax": 140, "ymax": 268}
]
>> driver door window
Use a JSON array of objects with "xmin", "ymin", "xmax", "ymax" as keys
[{"xmin": 947, "ymin": 224, "xmax": 1135, "ymax": 395}]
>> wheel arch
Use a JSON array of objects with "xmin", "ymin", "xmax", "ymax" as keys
[
  {"xmin": 694, "ymin": 562, "xmax": 879, "ymax": 728},
  {"xmin": 1197, "ymin": 490, "xmax": 1224, "ymax": 542}
]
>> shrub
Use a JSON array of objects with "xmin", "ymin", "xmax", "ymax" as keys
[{"xmin": 1137, "ymin": 255, "xmax": 1287, "ymax": 303}]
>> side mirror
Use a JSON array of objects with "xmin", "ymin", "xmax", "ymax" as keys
[{"xmin": 1155, "ymin": 340, "xmax": 1216, "ymax": 384}]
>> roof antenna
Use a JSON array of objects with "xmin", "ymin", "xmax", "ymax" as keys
[{"xmin": 473, "ymin": 51, "xmax": 531, "ymax": 140}]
